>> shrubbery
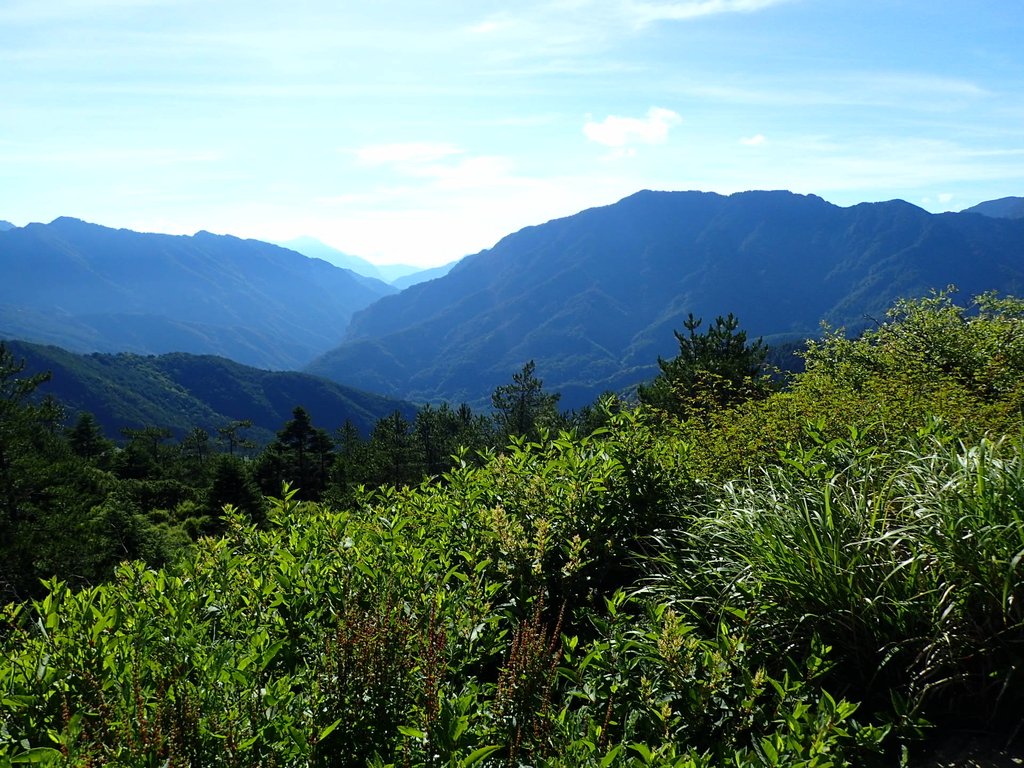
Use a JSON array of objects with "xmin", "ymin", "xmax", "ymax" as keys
[{"xmin": 2, "ymin": 290, "xmax": 1023, "ymax": 765}]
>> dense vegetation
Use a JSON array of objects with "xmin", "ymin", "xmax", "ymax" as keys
[
  {"xmin": 2, "ymin": 290, "xmax": 1024, "ymax": 766},
  {"xmin": 2, "ymin": 341, "xmax": 418, "ymax": 445}
]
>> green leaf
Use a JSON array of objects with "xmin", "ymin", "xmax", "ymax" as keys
[
  {"xmin": 600, "ymin": 744, "xmax": 623, "ymax": 766},
  {"xmin": 260, "ymin": 639, "xmax": 287, "ymax": 671},
  {"xmin": 317, "ymin": 717, "xmax": 343, "ymax": 742},
  {"xmin": 11, "ymin": 747, "xmax": 62, "ymax": 764},
  {"xmin": 397, "ymin": 726, "xmax": 427, "ymax": 740},
  {"xmin": 629, "ymin": 743, "xmax": 655, "ymax": 763},
  {"xmin": 461, "ymin": 745, "xmax": 502, "ymax": 767}
]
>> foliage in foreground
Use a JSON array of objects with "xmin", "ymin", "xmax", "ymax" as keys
[
  {"xmin": 1, "ymin": 424, "xmax": 880, "ymax": 767},
  {"xmin": 2, "ymin": 290, "xmax": 1024, "ymax": 765}
]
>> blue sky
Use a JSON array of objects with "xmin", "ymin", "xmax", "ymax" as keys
[{"xmin": 2, "ymin": 0, "xmax": 1022, "ymax": 267}]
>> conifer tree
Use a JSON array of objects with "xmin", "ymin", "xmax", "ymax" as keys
[
  {"xmin": 491, "ymin": 360, "xmax": 561, "ymax": 443},
  {"xmin": 638, "ymin": 313, "xmax": 771, "ymax": 419}
]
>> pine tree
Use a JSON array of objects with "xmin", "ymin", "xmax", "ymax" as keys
[
  {"xmin": 638, "ymin": 313, "xmax": 771, "ymax": 419},
  {"xmin": 491, "ymin": 361, "xmax": 562, "ymax": 443},
  {"xmin": 256, "ymin": 406, "xmax": 333, "ymax": 500}
]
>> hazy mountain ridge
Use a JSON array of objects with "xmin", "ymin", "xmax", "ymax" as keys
[
  {"xmin": 276, "ymin": 236, "xmax": 393, "ymax": 282},
  {"xmin": 4, "ymin": 339, "xmax": 417, "ymax": 443},
  {"xmin": 280, "ymin": 236, "xmax": 458, "ymax": 288},
  {"xmin": 0, "ymin": 218, "xmax": 394, "ymax": 369},
  {"xmin": 308, "ymin": 190, "xmax": 1024, "ymax": 408},
  {"xmin": 963, "ymin": 196, "xmax": 1024, "ymax": 219},
  {"xmin": 390, "ymin": 260, "xmax": 459, "ymax": 289}
]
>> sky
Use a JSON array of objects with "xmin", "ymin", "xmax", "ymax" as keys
[{"xmin": 2, "ymin": 1, "xmax": 1023, "ymax": 267}]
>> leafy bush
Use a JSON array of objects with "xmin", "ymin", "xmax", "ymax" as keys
[{"xmin": 4, "ymin": 291, "xmax": 1024, "ymax": 765}]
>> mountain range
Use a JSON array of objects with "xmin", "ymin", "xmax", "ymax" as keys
[
  {"xmin": 0, "ymin": 218, "xmax": 394, "ymax": 370},
  {"xmin": 964, "ymin": 196, "xmax": 1024, "ymax": 220},
  {"xmin": 4, "ymin": 190, "xmax": 1023, "ymax": 417},
  {"xmin": 5, "ymin": 340, "xmax": 415, "ymax": 443},
  {"xmin": 307, "ymin": 190, "xmax": 1024, "ymax": 408}
]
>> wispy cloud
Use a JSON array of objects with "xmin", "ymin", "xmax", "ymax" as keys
[
  {"xmin": 584, "ymin": 107, "xmax": 682, "ymax": 147},
  {"xmin": 351, "ymin": 142, "xmax": 520, "ymax": 192},
  {"xmin": 465, "ymin": 19, "xmax": 507, "ymax": 34},
  {"xmin": 740, "ymin": 133, "xmax": 766, "ymax": 146},
  {"xmin": 354, "ymin": 142, "xmax": 463, "ymax": 166},
  {"xmin": 463, "ymin": 0, "xmax": 792, "ymax": 66},
  {"xmin": 625, "ymin": 0, "xmax": 793, "ymax": 26},
  {"xmin": 0, "ymin": 146, "xmax": 223, "ymax": 167},
  {"xmin": 0, "ymin": 0, "xmax": 179, "ymax": 24},
  {"xmin": 680, "ymin": 72, "xmax": 989, "ymax": 110},
  {"xmin": 406, "ymin": 156, "xmax": 518, "ymax": 190}
]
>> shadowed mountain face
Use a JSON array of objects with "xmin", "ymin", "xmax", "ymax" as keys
[
  {"xmin": 0, "ymin": 221, "xmax": 13, "ymax": 232},
  {"xmin": 0, "ymin": 218, "xmax": 395, "ymax": 369},
  {"xmin": 307, "ymin": 190, "xmax": 1024, "ymax": 409},
  {"xmin": 4, "ymin": 340, "xmax": 417, "ymax": 443},
  {"xmin": 964, "ymin": 197, "xmax": 1024, "ymax": 220}
]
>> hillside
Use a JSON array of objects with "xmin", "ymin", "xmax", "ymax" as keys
[
  {"xmin": 5, "ymin": 339, "xmax": 417, "ymax": 443},
  {"xmin": 0, "ymin": 218, "xmax": 395, "ymax": 369},
  {"xmin": 307, "ymin": 190, "xmax": 1024, "ymax": 408},
  {"xmin": 964, "ymin": 196, "xmax": 1024, "ymax": 219},
  {"xmin": 390, "ymin": 259, "xmax": 459, "ymax": 289}
]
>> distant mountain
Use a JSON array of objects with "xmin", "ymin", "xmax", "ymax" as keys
[
  {"xmin": 0, "ymin": 218, "xmax": 395, "ymax": 369},
  {"xmin": 0, "ymin": 221, "xmax": 14, "ymax": 231},
  {"xmin": 391, "ymin": 260, "xmax": 460, "ymax": 290},
  {"xmin": 5, "ymin": 339, "xmax": 417, "ymax": 443},
  {"xmin": 963, "ymin": 196, "xmax": 1024, "ymax": 219},
  {"xmin": 373, "ymin": 263, "xmax": 429, "ymax": 283},
  {"xmin": 307, "ymin": 190, "xmax": 1024, "ymax": 409},
  {"xmin": 277, "ymin": 237, "xmax": 386, "ymax": 280},
  {"xmin": 279, "ymin": 236, "xmax": 456, "ymax": 288}
]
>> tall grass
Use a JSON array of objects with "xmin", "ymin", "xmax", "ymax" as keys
[{"xmin": 654, "ymin": 428, "xmax": 1024, "ymax": 736}]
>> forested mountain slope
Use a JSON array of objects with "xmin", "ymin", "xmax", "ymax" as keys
[
  {"xmin": 308, "ymin": 190, "xmax": 1024, "ymax": 408},
  {"xmin": 964, "ymin": 196, "xmax": 1024, "ymax": 219},
  {"xmin": 0, "ymin": 218, "xmax": 395, "ymax": 369},
  {"xmin": 5, "ymin": 339, "xmax": 416, "ymax": 442}
]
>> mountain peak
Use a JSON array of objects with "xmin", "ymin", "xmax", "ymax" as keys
[
  {"xmin": 307, "ymin": 188, "xmax": 1024, "ymax": 408},
  {"xmin": 963, "ymin": 196, "xmax": 1024, "ymax": 219},
  {"xmin": 48, "ymin": 216, "xmax": 91, "ymax": 228},
  {"xmin": 1, "ymin": 219, "xmax": 399, "ymax": 370}
]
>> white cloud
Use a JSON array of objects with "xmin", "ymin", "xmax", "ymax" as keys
[
  {"xmin": 466, "ymin": 19, "xmax": 506, "ymax": 34},
  {"xmin": 354, "ymin": 142, "xmax": 463, "ymax": 166},
  {"xmin": 626, "ymin": 0, "xmax": 793, "ymax": 26},
  {"xmin": 603, "ymin": 148, "xmax": 639, "ymax": 161},
  {"xmin": 584, "ymin": 107, "xmax": 682, "ymax": 147},
  {"xmin": 938, "ymin": 192, "xmax": 954, "ymax": 203},
  {"xmin": 681, "ymin": 72, "xmax": 988, "ymax": 112},
  {"xmin": 740, "ymin": 133, "xmax": 766, "ymax": 146},
  {"xmin": 351, "ymin": 142, "xmax": 518, "ymax": 191},
  {"xmin": 406, "ymin": 155, "xmax": 519, "ymax": 190}
]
